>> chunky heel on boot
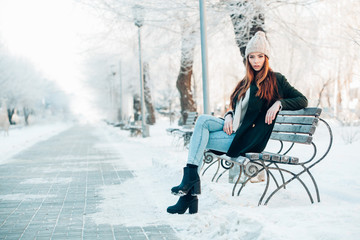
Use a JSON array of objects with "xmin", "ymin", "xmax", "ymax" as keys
[
  {"xmin": 171, "ymin": 166, "xmax": 201, "ymax": 196},
  {"xmin": 188, "ymin": 199, "xmax": 198, "ymax": 214},
  {"xmin": 167, "ymin": 193, "xmax": 198, "ymax": 214}
]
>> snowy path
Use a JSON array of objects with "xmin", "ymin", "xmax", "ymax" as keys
[
  {"xmin": 0, "ymin": 125, "xmax": 178, "ymax": 240},
  {"xmin": 0, "ymin": 122, "xmax": 72, "ymax": 164}
]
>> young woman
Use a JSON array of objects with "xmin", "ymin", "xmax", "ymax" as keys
[{"xmin": 167, "ymin": 31, "xmax": 308, "ymax": 214}]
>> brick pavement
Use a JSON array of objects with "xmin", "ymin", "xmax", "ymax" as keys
[{"xmin": 0, "ymin": 126, "xmax": 179, "ymax": 240}]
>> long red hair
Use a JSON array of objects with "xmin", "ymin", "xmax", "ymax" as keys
[{"xmin": 230, "ymin": 56, "xmax": 278, "ymax": 110}]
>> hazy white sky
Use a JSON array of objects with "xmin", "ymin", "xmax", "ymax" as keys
[{"xmin": 0, "ymin": 0, "xmax": 104, "ymax": 121}]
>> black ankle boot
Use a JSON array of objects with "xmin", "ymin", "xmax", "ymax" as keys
[
  {"xmin": 167, "ymin": 193, "xmax": 198, "ymax": 214},
  {"xmin": 171, "ymin": 166, "xmax": 201, "ymax": 196}
]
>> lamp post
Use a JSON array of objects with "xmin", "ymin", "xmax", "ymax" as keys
[
  {"xmin": 110, "ymin": 64, "xmax": 116, "ymax": 122},
  {"xmin": 133, "ymin": 4, "xmax": 149, "ymax": 137},
  {"xmin": 199, "ymin": 0, "xmax": 210, "ymax": 114},
  {"xmin": 118, "ymin": 60, "xmax": 123, "ymax": 121}
]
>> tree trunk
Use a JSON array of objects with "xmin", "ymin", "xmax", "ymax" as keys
[
  {"xmin": 228, "ymin": 0, "xmax": 265, "ymax": 65},
  {"xmin": 336, "ymin": 75, "xmax": 342, "ymax": 116},
  {"xmin": 23, "ymin": 107, "xmax": 30, "ymax": 125},
  {"xmin": 143, "ymin": 62, "xmax": 156, "ymax": 125},
  {"xmin": 7, "ymin": 108, "xmax": 14, "ymax": 125},
  {"xmin": 317, "ymin": 78, "xmax": 332, "ymax": 107},
  {"xmin": 176, "ymin": 29, "xmax": 197, "ymax": 125}
]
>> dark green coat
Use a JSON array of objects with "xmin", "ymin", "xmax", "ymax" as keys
[{"xmin": 226, "ymin": 72, "xmax": 308, "ymax": 158}]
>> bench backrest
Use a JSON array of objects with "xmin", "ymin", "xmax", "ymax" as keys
[
  {"xmin": 270, "ymin": 108, "xmax": 322, "ymax": 144},
  {"xmin": 183, "ymin": 112, "xmax": 198, "ymax": 128}
]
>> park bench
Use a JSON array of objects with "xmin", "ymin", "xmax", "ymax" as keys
[
  {"xmin": 121, "ymin": 117, "xmax": 143, "ymax": 137},
  {"xmin": 201, "ymin": 107, "xmax": 333, "ymax": 205},
  {"xmin": 113, "ymin": 121, "xmax": 126, "ymax": 128},
  {"xmin": 129, "ymin": 125, "xmax": 142, "ymax": 137},
  {"xmin": 124, "ymin": 122, "xmax": 143, "ymax": 137},
  {"xmin": 166, "ymin": 112, "xmax": 198, "ymax": 147}
]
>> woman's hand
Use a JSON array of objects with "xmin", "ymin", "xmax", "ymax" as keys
[
  {"xmin": 265, "ymin": 101, "xmax": 282, "ymax": 125},
  {"xmin": 223, "ymin": 114, "xmax": 233, "ymax": 135}
]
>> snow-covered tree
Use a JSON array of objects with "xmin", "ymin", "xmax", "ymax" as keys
[
  {"xmin": 0, "ymin": 43, "xmax": 70, "ymax": 124},
  {"xmin": 78, "ymin": 0, "xmax": 360, "ymax": 123}
]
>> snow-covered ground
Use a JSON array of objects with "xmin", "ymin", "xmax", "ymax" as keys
[
  {"xmin": 0, "ymin": 121, "xmax": 72, "ymax": 164},
  {"xmin": 1, "ymin": 117, "xmax": 359, "ymax": 239}
]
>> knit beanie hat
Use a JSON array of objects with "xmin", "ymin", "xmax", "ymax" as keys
[{"xmin": 245, "ymin": 31, "xmax": 270, "ymax": 59}]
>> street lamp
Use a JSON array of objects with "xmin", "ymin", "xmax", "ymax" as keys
[
  {"xmin": 199, "ymin": 0, "xmax": 210, "ymax": 114},
  {"xmin": 133, "ymin": 4, "xmax": 149, "ymax": 137},
  {"xmin": 118, "ymin": 60, "xmax": 123, "ymax": 122},
  {"xmin": 110, "ymin": 64, "xmax": 116, "ymax": 122}
]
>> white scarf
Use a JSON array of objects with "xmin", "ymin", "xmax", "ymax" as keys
[{"xmin": 232, "ymin": 88, "xmax": 250, "ymax": 132}]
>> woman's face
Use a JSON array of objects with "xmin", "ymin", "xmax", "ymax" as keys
[{"xmin": 248, "ymin": 52, "xmax": 266, "ymax": 72}]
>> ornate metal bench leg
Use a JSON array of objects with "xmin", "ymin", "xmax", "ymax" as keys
[
  {"xmin": 232, "ymin": 165, "xmax": 244, "ymax": 196},
  {"xmin": 258, "ymin": 161, "xmax": 271, "ymax": 206},
  {"xmin": 236, "ymin": 161, "xmax": 263, "ymax": 197},
  {"xmin": 267, "ymin": 166, "xmax": 280, "ymax": 189},
  {"xmin": 264, "ymin": 168, "xmax": 314, "ymax": 205},
  {"xmin": 274, "ymin": 163, "xmax": 286, "ymax": 189},
  {"xmin": 215, "ymin": 160, "xmax": 235, "ymax": 182},
  {"xmin": 201, "ymin": 158, "xmax": 219, "ymax": 176},
  {"xmin": 304, "ymin": 167, "xmax": 320, "ymax": 202},
  {"xmin": 259, "ymin": 162, "xmax": 280, "ymax": 189},
  {"xmin": 175, "ymin": 136, "xmax": 181, "ymax": 147},
  {"xmin": 211, "ymin": 159, "xmax": 222, "ymax": 182},
  {"xmin": 183, "ymin": 132, "xmax": 192, "ymax": 148},
  {"xmin": 237, "ymin": 178, "xmax": 249, "ymax": 196},
  {"xmin": 216, "ymin": 168, "xmax": 229, "ymax": 182}
]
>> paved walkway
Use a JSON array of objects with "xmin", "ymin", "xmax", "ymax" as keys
[{"xmin": 0, "ymin": 126, "xmax": 178, "ymax": 240}]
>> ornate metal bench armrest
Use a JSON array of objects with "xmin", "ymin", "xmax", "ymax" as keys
[
  {"xmin": 166, "ymin": 127, "xmax": 179, "ymax": 134},
  {"xmin": 204, "ymin": 150, "xmax": 247, "ymax": 165}
]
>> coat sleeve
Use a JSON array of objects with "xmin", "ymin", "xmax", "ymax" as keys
[
  {"xmin": 277, "ymin": 73, "xmax": 308, "ymax": 110},
  {"xmin": 223, "ymin": 110, "xmax": 234, "ymax": 119}
]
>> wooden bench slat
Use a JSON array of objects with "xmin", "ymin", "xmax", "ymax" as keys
[
  {"xmin": 275, "ymin": 116, "xmax": 319, "ymax": 125},
  {"xmin": 273, "ymin": 124, "xmax": 316, "ymax": 135},
  {"xmin": 183, "ymin": 112, "xmax": 198, "ymax": 128},
  {"xmin": 185, "ymin": 120, "xmax": 196, "ymax": 125},
  {"xmin": 270, "ymin": 132, "xmax": 313, "ymax": 144},
  {"xmin": 185, "ymin": 113, "xmax": 197, "ymax": 120},
  {"xmin": 279, "ymin": 108, "xmax": 322, "ymax": 116},
  {"xmin": 187, "ymin": 112, "xmax": 198, "ymax": 116}
]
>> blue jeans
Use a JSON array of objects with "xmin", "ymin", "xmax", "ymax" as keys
[{"xmin": 187, "ymin": 114, "xmax": 235, "ymax": 167}]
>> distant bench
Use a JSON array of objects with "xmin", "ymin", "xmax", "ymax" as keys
[
  {"xmin": 201, "ymin": 107, "xmax": 333, "ymax": 205},
  {"xmin": 166, "ymin": 112, "xmax": 198, "ymax": 147},
  {"xmin": 122, "ymin": 121, "xmax": 143, "ymax": 137}
]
